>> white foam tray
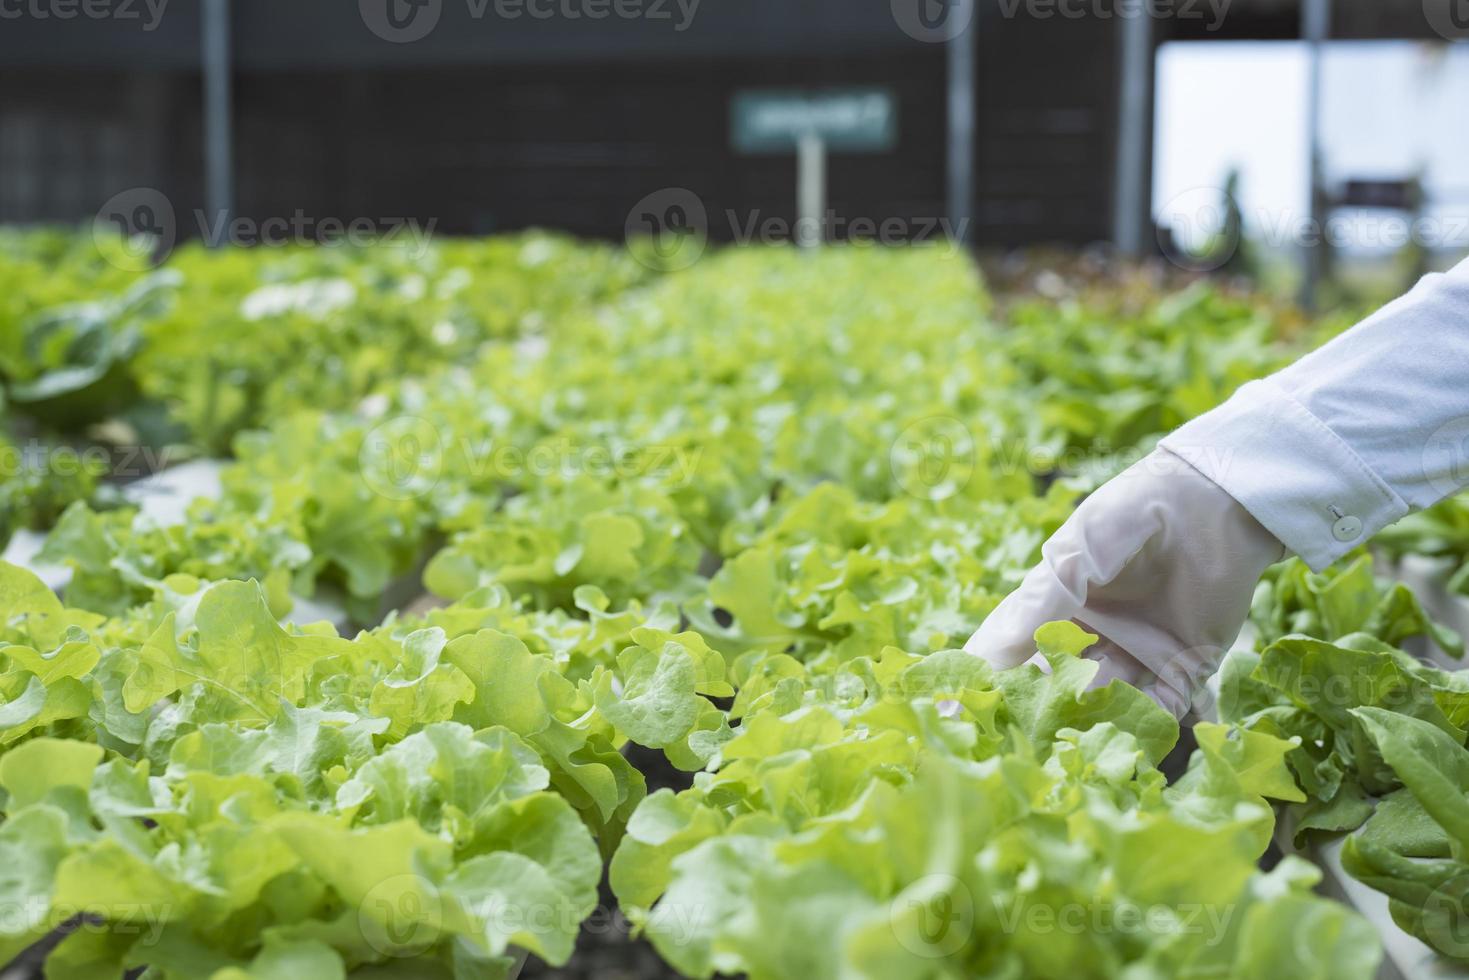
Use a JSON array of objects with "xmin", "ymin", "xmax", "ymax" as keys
[
  {"xmin": 0, "ymin": 460, "xmax": 364, "ymax": 632},
  {"xmin": 2, "ymin": 460, "xmax": 230, "ymax": 593},
  {"xmin": 1274, "ymin": 809, "xmax": 1468, "ymax": 980},
  {"xmin": 1202, "ymin": 621, "xmax": 1468, "ymax": 980},
  {"xmin": 1392, "ymin": 554, "xmax": 1469, "ymax": 669}
]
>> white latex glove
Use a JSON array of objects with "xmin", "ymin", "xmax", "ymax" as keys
[{"xmin": 965, "ymin": 447, "xmax": 1286, "ymax": 719}]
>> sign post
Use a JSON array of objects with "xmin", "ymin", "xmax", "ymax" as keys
[
  {"xmin": 1300, "ymin": 0, "xmax": 1331, "ymax": 309},
  {"xmin": 796, "ymin": 133, "xmax": 827, "ymax": 250},
  {"xmin": 202, "ymin": 0, "xmax": 233, "ymax": 242},
  {"xmin": 731, "ymin": 89, "xmax": 898, "ymax": 250}
]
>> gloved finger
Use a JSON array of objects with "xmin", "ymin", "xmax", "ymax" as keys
[
  {"xmin": 965, "ymin": 560, "xmax": 1083, "ymax": 669},
  {"xmin": 1006, "ymin": 632, "xmax": 1117, "ymax": 677},
  {"xmin": 1140, "ymin": 678, "xmax": 1192, "ymax": 721},
  {"xmin": 996, "ymin": 630, "xmax": 1189, "ymax": 718},
  {"xmin": 1082, "ymin": 625, "xmax": 1192, "ymax": 719},
  {"xmin": 1085, "ymin": 636, "xmax": 1150, "ymax": 690},
  {"xmin": 968, "ymin": 471, "xmax": 1162, "ymax": 671},
  {"xmin": 1003, "ymin": 633, "xmax": 1151, "ymax": 693}
]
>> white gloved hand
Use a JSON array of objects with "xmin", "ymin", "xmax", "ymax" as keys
[{"xmin": 965, "ymin": 447, "xmax": 1286, "ymax": 719}]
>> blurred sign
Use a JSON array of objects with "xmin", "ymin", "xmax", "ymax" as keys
[
  {"xmin": 1337, "ymin": 179, "xmax": 1420, "ymax": 211},
  {"xmin": 731, "ymin": 89, "xmax": 897, "ymax": 155}
]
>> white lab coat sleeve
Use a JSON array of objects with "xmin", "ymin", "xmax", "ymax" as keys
[{"xmin": 1160, "ymin": 258, "xmax": 1469, "ymax": 572}]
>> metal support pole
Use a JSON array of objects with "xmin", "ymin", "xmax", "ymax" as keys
[
  {"xmin": 1301, "ymin": 0, "xmax": 1330, "ymax": 309},
  {"xmin": 797, "ymin": 133, "xmax": 826, "ymax": 249},
  {"xmin": 1113, "ymin": 9, "xmax": 1153, "ymax": 256},
  {"xmin": 946, "ymin": 13, "xmax": 975, "ymax": 249},
  {"xmin": 202, "ymin": 0, "xmax": 233, "ymax": 244}
]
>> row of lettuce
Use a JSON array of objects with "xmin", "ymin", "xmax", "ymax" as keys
[
  {"xmin": 19, "ymin": 238, "xmax": 1310, "ymax": 622},
  {"xmin": 0, "ymin": 228, "xmax": 654, "ymax": 544},
  {"xmin": 0, "ymin": 232, "xmax": 1466, "ymax": 976},
  {"xmin": 0, "ymin": 559, "xmax": 1378, "ymax": 979}
]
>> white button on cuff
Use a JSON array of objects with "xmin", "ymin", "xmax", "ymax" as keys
[{"xmin": 1331, "ymin": 514, "xmax": 1363, "ymax": 543}]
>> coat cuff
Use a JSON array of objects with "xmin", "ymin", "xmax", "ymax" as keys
[{"xmin": 1159, "ymin": 378, "xmax": 1408, "ymax": 572}]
